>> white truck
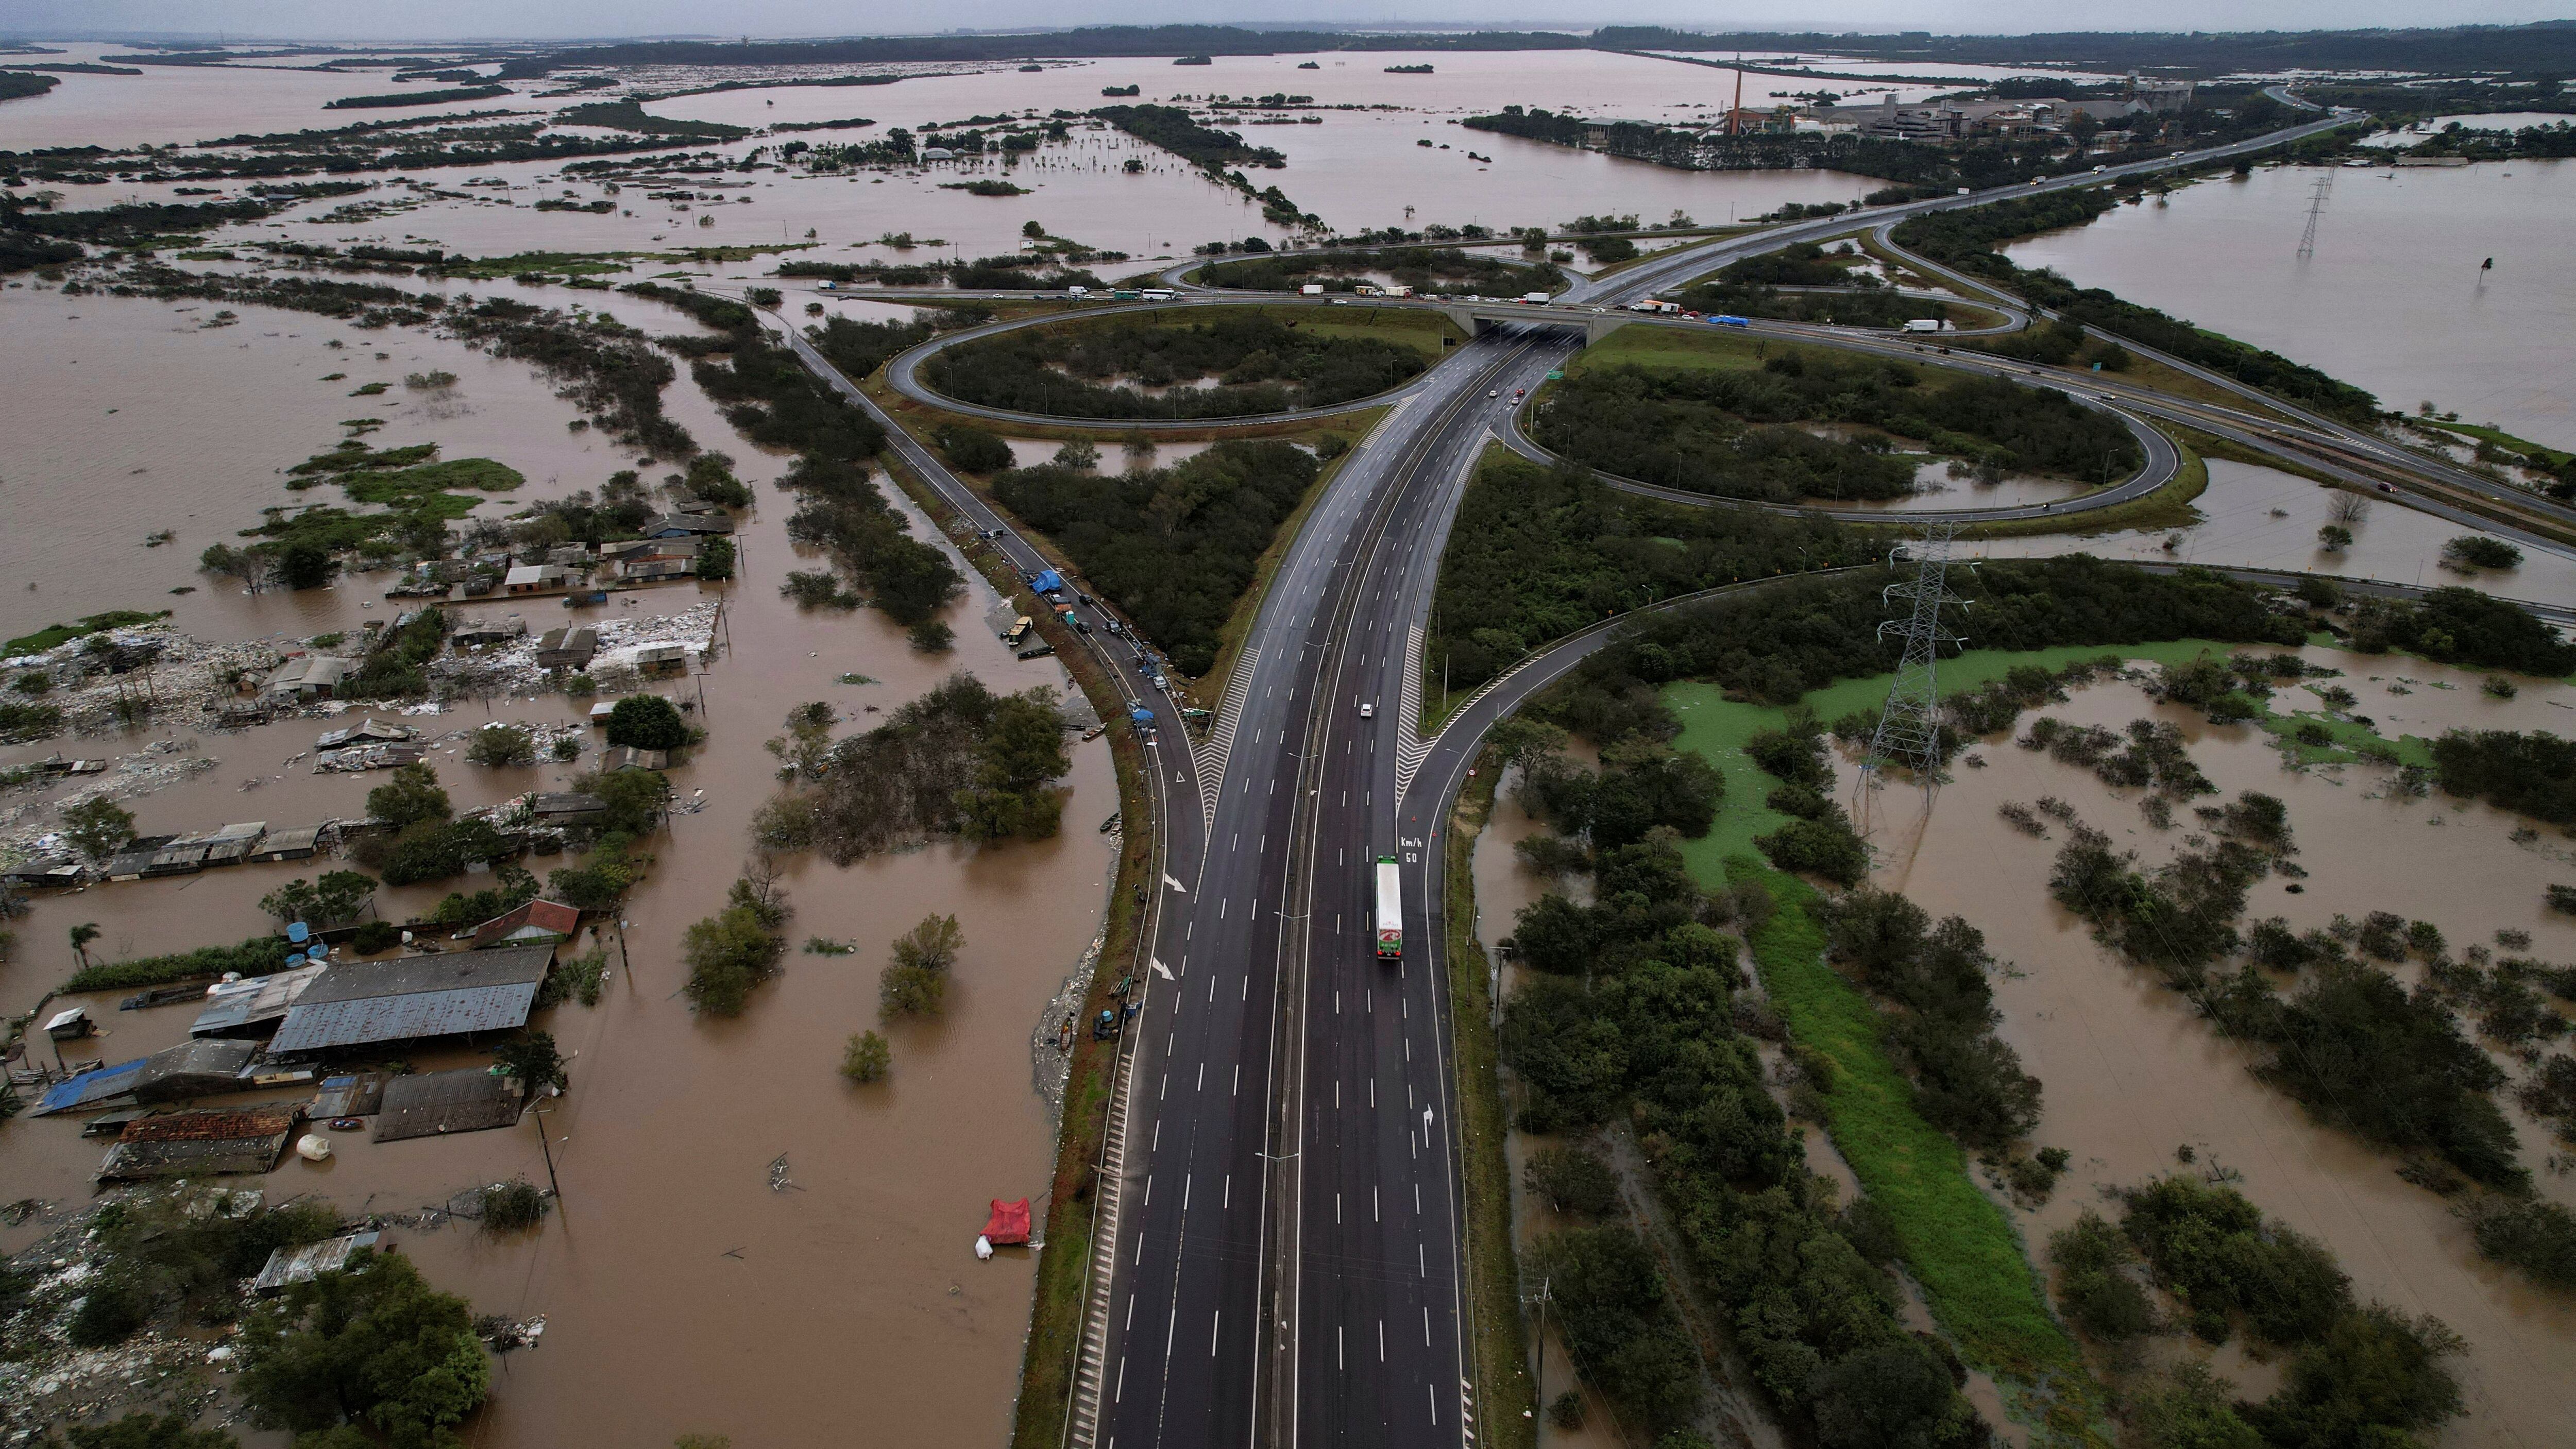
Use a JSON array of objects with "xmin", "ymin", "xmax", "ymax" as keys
[
  {"xmin": 1901, "ymin": 317, "xmax": 1955, "ymax": 334},
  {"xmin": 1519, "ymin": 291, "xmax": 1551, "ymax": 304},
  {"xmin": 1374, "ymin": 857, "xmax": 1402, "ymax": 961}
]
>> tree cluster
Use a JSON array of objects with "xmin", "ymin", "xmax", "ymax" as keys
[
  {"xmin": 1198, "ymin": 245, "xmax": 1560, "ymax": 296},
  {"xmin": 1535, "ymin": 352, "xmax": 2140, "ymax": 503},
  {"xmin": 992, "ymin": 440, "xmax": 1320, "ymax": 675},
  {"xmin": 755, "ymin": 675, "xmax": 1071, "ymax": 863},
  {"xmin": 1498, "ymin": 821, "xmax": 1985, "ymax": 1444},
  {"xmin": 2048, "ymin": 1175, "xmax": 2467, "ymax": 1449},
  {"xmin": 924, "ymin": 312, "xmax": 1427, "ymax": 419}
]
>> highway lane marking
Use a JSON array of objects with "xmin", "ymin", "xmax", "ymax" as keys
[
  {"xmin": 1379, "ymin": 1319, "xmax": 1386, "ymax": 1362},
  {"xmin": 1158, "ymin": 1073, "xmax": 1167, "ymax": 1100},
  {"xmin": 1182, "ymin": 1174, "xmax": 1191, "ymax": 1208},
  {"xmin": 1125, "ymin": 1293, "xmax": 1134, "ymax": 1331},
  {"xmin": 1143, "ymin": 1175, "xmax": 1152, "ymax": 1206},
  {"xmin": 1224, "ymin": 1173, "xmax": 1231, "ymax": 1208},
  {"xmin": 1233, "ymin": 1064, "xmax": 1240, "ymax": 1097},
  {"xmin": 1425, "ymin": 1307, "xmax": 1433, "ymax": 1346},
  {"xmin": 1212, "ymin": 1310, "xmax": 1221, "ymax": 1356},
  {"xmin": 1195, "ymin": 1063, "xmax": 1204, "ymax": 1092}
]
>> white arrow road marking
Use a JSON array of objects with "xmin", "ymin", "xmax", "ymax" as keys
[
  {"xmin": 1150, "ymin": 957, "xmax": 1175, "ymax": 981},
  {"xmin": 1163, "ymin": 874, "xmax": 1189, "ymax": 895}
]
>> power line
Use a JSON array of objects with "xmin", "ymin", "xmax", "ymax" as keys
[
  {"xmin": 1859, "ymin": 521, "xmax": 1974, "ymax": 807},
  {"xmin": 2296, "ymin": 171, "xmax": 2333, "ymax": 260}
]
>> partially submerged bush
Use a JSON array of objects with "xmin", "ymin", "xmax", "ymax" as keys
[{"xmin": 481, "ymin": 1180, "xmax": 548, "ymax": 1232}]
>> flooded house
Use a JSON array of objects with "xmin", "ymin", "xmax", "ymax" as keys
[
  {"xmin": 449, "ymin": 616, "xmax": 531, "ymax": 651},
  {"xmin": 262, "ymin": 654, "xmax": 357, "ymax": 701},
  {"xmin": 471, "ymin": 898, "xmax": 582, "ymax": 950},
  {"xmin": 535, "ymin": 626, "xmax": 598, "ymax": 670},
  {"xmin": 264, "ymin": 941, "xmax": 558, "ymax": 1056},
  {"xmin": 503, "ymin": 563, "xmax": 572, "ymax": 596},
  {"xmin": 95, "ymin": 1104, "xmax": 304, "ymax": 1182},
  {"xmin": 28, "ymin": 1037, "xmax": 266, "ymax": 1117}
]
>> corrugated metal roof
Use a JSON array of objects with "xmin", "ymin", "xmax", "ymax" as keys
[
  {"xmin": 472, "ymin": 900, "xmax": 580, "ymax": 949},
  {"xmin": 191, "ymin": 963, "xmax": 325, "ymax": 1037},
  {"xmin": 30, "ymin": 1039, "xmax": 262, "ymax": 1116},
  {"xmin": 118, "ymin": 1102, "xmax": 301, "ymax": 1143},
  {"xmin": 312, "ymin": 1071, "xmax": 389, "ymax": 1117},
  {"xmin": 97, "ymin": 1104, "xmax": 300, "ymax": 1181},
  {"xmin": 253, "ymin": 1231, "xmax": 380, "ymax": 1294},
  {"xmin": 266, "ymin": 944, "xmax": 554, "ymax": 1053},
  {"xmin": 373, "ymin": 1069, "xmax": 525, "ymax": 1142},
  {"xmin": 33, "ymin": 1058, "xmax": 147, "ymax": 1116},
  {"xmin": 270, "ymin": 981, "xmax": 543, "ymax": 1053}
]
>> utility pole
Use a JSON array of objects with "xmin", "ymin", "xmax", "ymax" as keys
[
  {"xmin": 532, "ymin": 1106, "xmax": 563, "ymax": 1201},
  {"xmin": 2296, "ymin": 171, "xmax": 2331, "ymax": 260},
  {"xmin": 1858, "ymin": 521, "xmax": 1973, "ymax": 814},
  {"xmin": 1523, "ymin": 1275, "xmax": 1553, "ymax": 1441}
]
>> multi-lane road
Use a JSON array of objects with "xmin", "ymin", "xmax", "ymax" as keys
[{"xmin": 764, "ymin": 99, "xmax": 2576, "ymax": 1449}]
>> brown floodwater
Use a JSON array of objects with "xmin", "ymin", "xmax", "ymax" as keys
[
  {"xmin": 0, "ymin": 235, "xmax": 1122, "ymax": 1444},
  {"xmin": 1861, "ymin": 656, "xmax": 2576, "ymax": 1448},
  {"xmin": 1966, "ymin": 459, "xmax": 2576, "ymax": 609},
  {"xmin": 2002, "ymin": 160, "xmax": 2576, "ymax": 451}
]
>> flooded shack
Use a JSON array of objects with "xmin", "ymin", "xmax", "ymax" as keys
[{"xmin": 265, "ymin": 942, "xmax": 556, "ymax": 1056}]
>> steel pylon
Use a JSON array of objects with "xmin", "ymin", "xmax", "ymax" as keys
[{"xmin": 1858, "ymin": 521, "xmax": 1973, "ymax": 798}]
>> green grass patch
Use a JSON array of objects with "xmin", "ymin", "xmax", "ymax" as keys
[
  {"xmin": 344, "ymin": 457, "xmax": 523, "ymax": 502},
  {"xmin": 1726, "ymin": 858, "xmax": 2093, "ymax": 1409},
  {"xmin": 64, "ymin": 933, "xmax": 293, "ymax": 993},
  {"xmin": 432, "ymin": 249, "xmax": 640, "ymax": 280},
  {"xmin": 348, "ymin": 381, "xmax": 389, "ymax": 396},
  {"xmin": 1021, "ymin": 301, "xmax": 1462, "ymax": 357},
  {"xmin": 1566, "ymin": 322, "xmax": 1771, "ymax": 375},
  {"xmin": 2250, "ymin": 708, "xmax": 2434, "ymax": 770},
  {"xmin": 1664, "ymin": 638, "xmax": 2248, "ymax": 868},
  {"xmin": 2418, "ymin": 418, "xmax": 2573, "ymax": 469},
  {"xmin": 6, "ymin": 610, "xmax": 172, "ymax": 656}
]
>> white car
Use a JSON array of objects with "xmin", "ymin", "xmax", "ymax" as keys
[{"xmin": 1358, "ymin": 703, "xmax": 1375, "ymax": 719}]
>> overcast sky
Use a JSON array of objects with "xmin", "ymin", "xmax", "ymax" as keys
[{"xmin": 7, "ymin": 1, "xmax": 2567, "ymax": 43}]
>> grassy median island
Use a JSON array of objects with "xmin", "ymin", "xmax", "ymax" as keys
[
  {"xmin": 919, "ymin": 304, "xmax": 1460, "ymax": 420},
  {"xmin": 1674, "ymin": 241, "xmax": 1997, "ymax": 330},
  {"xmin": 1538, "ymin": 326, "xmax": 2141, "ymax": 505}
]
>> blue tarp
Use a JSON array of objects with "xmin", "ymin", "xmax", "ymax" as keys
[
  {"xmin": 1031, "ymin": 569, "xmax": 1064, "ymax": 594},
  {"xmin": 1130, "ymin": 708, "xmax": 1155, "ymax": 726},
  {"xmin": 33, "ymin": 1058, "xmax": 147, "ymax": 1116}
]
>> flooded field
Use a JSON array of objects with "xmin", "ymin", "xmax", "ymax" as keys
[
  {"xmin": 8, "ymin": 44, "xmax": 1885, "ymax": 262},
  {"xmin": 1863, "ymin": 655, "xmax": 2576, "ymax": 1449},
  {"xmin": 0, "ymin": 209, "xmax": 1119, "ymax": 1442},
  {"xmin": 1966, "ymin": 458, "xmax": 2576, "ymax": 609},
  {"xmin": 2001, "ymin": 160, "xmax": 2576, "ymax": 451}
]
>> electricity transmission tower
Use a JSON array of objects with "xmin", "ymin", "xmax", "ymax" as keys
[
  {"xmin": 1858, "ymin": 522, "xmax": 1973, "ymax": 804},
  {"xmin": 2296, "ymin": 171, "xmax": 2333, "ymax": 259}
]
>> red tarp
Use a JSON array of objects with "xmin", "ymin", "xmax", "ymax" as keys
[{"xmin": 981, "ymin": 1198, "xmax": 1031, "ymax": 1246}]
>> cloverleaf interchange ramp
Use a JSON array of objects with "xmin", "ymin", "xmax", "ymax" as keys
[{"xmin": 760, "ymin": 100, "xmax": 2570, "ymax": 1449}]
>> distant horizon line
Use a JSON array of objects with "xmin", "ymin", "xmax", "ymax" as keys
[{"xmin": 16, "ymin": 18, "xmax": 2574, "ymax": 47}]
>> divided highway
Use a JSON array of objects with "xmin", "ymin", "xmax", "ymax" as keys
[{"xmin": 759, "ymin": 102, "xmax": 2573, "ymax": 1449}]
